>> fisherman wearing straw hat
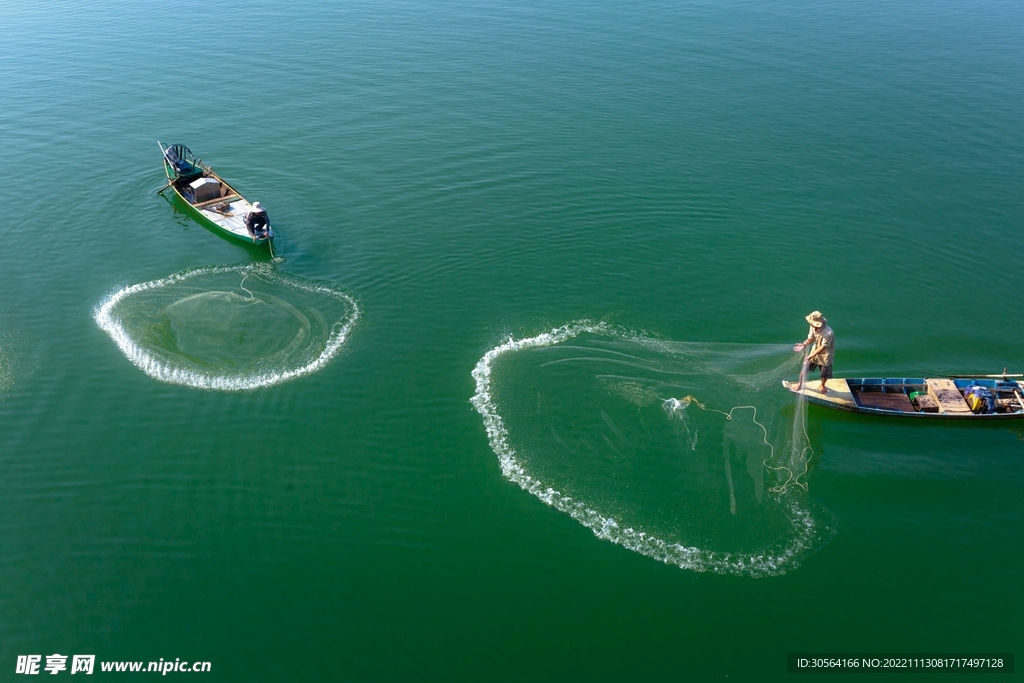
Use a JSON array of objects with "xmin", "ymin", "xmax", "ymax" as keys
[
  {"xmin": 245, "ymin": 201, "xmax": 269, "ymax": 239},
  {"xmin": 794, "ymin": 311, "xmax": 834, "ymax": 394}
]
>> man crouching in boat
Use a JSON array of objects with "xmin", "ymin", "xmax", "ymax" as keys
[
  {"xmin": 245, "ymin": 201, "xmax": 270, "ymax": 240},
  {"xmin": 794, "ymin": 311, "xmax": 834, "ymax": 394}
]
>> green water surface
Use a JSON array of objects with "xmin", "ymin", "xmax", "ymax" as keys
[{"xmin": 1, "ymin": 0, "xmax": 1021, "ymax": 679}]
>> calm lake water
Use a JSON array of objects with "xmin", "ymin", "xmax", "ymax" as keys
[{"xmin": 1, "ymin": 0, "xmax": 1022, "ymax": 679}]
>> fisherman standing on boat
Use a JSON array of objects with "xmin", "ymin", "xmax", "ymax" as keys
[
  {"xmin": 245, "ymin": 201, "xmax": 269, "ymax": 240},
  {"xmin": 794, "ymin": 311, "xmax": 834, "ymax": 394}
]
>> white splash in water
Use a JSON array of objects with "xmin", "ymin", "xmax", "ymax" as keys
[
  {"xmin": 470, "ymin": 321, "xmax": 824, "ymax": 578},
  {"xmin": 95, "ymin": 263, "xmax": 360, "ymax": 391}
]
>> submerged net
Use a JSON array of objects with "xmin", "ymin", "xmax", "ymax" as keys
[
  {"xmin": 96, "ymin": 263, "xmax": 359, "ymax": 390},
  {"xmin": 471, "ymin": 322, "xmax": 831, "ymax": 577},
  {"xmin": 165, "ymin": 290, "xmax": 313, "ymax": 368}
]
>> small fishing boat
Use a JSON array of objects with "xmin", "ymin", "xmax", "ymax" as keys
[
  {"xmin": 158, "ymin": 142, "xmax": 274, "ymax": 247},
  {"xmin": 782, "ymin": 371, "xmax": 1024, "ymax": 419}
]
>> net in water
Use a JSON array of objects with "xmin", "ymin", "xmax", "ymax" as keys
[
  {"xmin": 96, "ymin": 263, "xmax": 359, "ymax": 390},
  {"xmin": 471, "ymin": 322, "xmax": 832, "ymax": 577}
]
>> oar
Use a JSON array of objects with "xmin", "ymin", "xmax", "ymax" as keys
[{"xmin": 155, "ymin": 181, "xmax": 171, "ymax": 194}]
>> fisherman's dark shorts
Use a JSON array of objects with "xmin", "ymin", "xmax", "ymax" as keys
[{"xmin": 807, "ymin": 362, "xmax": 833, "ymax": 380}]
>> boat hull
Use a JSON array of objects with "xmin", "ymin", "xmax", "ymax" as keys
[
  {"xmin": 782, "ymin": 377, "xmax": 1024, "ymax": 420},
  {"xmin": 166, "ymin": 179, "xmax": 272, "ymax": 247},
  {"xmin": 159, "ymin": 143, "xmax": 273, "ymax": 248}
]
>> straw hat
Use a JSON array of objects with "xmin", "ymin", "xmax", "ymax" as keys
[
  {"xmin": 252, "ymin": 201, "xmax": 262, "ymax": 210},
  {"xmin": 805, "ymin": 311, "xmax": 826, "ymax": 328}
]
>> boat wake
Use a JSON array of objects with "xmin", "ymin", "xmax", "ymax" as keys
[
  {"xmin": 95, "ymin": 263, "xmax": 359, "ymax": 391},
  {"xmin": 470, "ymin": 322, "xmax": 833, "ymax": 577}
]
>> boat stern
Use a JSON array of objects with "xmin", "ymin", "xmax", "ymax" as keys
[{"xmin": 253, "ymin": 226, "xmax": 274, "ymax": 245}]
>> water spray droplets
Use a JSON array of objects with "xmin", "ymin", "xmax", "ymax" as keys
[{"xmin": 96, "ymin": 263, "xmax": 359, "ymax": 391}]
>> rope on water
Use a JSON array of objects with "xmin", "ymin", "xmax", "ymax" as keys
[
  {"xmin": 673, "ymin": 395, "xmax": 811, "ymax": 494},
  {"xmin": 239, "ymin": 273, "xmax": 255, "ymax": 301}
]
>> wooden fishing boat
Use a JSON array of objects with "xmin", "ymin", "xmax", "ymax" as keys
[
  {"xmin": 158, "ymin": 142, "xmax": 274, "ymax": 247},
  {"xmin": 782, "ymin": 372, "xmax": 1024, "ymax": 419}
]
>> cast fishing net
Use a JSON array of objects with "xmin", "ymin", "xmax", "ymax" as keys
[
  {"xmin": 471, "ymin": 322, "xmax": 832, "ymax": 577},
  {"xmin": 96, "ymin": 263, "xmax": 359, "ymax": 390}
]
